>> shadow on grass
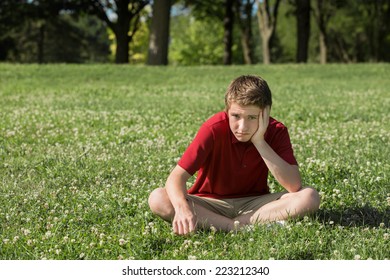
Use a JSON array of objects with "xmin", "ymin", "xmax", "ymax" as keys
[{"xmin": 316, "ymin": 205, "xmax": 389, "ymax": 228}]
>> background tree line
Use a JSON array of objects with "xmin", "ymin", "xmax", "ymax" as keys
[{"xmin": 0, "ymin": 0, "xmax": 389, "ymax": 65}]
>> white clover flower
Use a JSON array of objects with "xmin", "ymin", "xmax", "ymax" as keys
[
  {"xmin": 354, "ymin": 255, "xmax": 361, "ymax": 260},
  {"xmin": 188, "ymin": 255, "xmax": 197, "ymax": 260},
  {"xmin": 119, "ymin": 238, "xmax": 126, "ymax": 246}
]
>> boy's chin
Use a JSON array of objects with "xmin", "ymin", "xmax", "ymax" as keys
[{"xmin": 235, "ymin": 135, "xmax": 252, "ymax": 142}]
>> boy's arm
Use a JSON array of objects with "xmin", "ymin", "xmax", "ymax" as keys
[
  {"xmin": 165, "ymin": 165, "xmax": 196, "ymax": 235},
  {"xmin": 251, "ymin": 106, "xmax": 302, "ymax": 192}
]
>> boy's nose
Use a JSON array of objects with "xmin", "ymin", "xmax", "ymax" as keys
[{"xmin": 238, "ymin": 119, "xmax": 248, "ymax": 131}]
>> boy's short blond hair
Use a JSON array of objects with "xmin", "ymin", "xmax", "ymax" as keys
[{"xmin": 225, "ymin": 75, "xmax": 272, "ymax": 111}]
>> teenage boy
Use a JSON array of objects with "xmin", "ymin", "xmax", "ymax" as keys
[{"xmin": 148, "ymin": 75, "xmax": 320, "ymax": 235}]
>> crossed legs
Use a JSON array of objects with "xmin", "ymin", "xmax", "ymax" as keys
[{"xmin": 148, "ymin": 187, "xmax": 320, "ymax": 233}]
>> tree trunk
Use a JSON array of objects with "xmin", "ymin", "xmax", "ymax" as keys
[
  {"xmin": 319, "ymin": 31, "xmax": 327, "ymax": 64},
  {"xmin": 241, "ymin": 33, "xmax": 253, "ymax": 64},
  {"xmin": 313, "ymin": 0, "xmax": 328, "ymax": 64},
  {"xmin": 147, "ymin": 0, "xmax": 171, "ymax": 65},
  {"xmin": 238, "ymin": 0, "xmax": 254, "ymax": 64},
  {"xmin": 261, "ymin": 35, "xmax": 271, "ymax": 64},
  {"xmin": 115, "ymin": 30, "xmax": 129, "ymax": 64},
  {"xmin": 256, "ymin": 0, "xmax": 281, "ymax": 64},
  {"xmin": 296, "ymin": 0, "xmax": 310, "ymax": 63},
  {"xmin": 114, "ymin": 0, "xmax": 131, "ymax": 64},
  {"xmin": 223, "ymin": 0, "xmax": 234, "ymax": 65},
  {"xmin": 37, "ymin": 21, "xmax": 45, "ymax": 64}
]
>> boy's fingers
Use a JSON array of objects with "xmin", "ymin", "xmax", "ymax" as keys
[
  {"xmin": 189, "ymin": 219, "xmax": 196, "ymax": 233},
  {"xmin": 173, "ymin": 219, "xmax": 194, "ymax": 235},
  {"xmin": 263, "ymin": 106, "xmax": 270, "ymax": 126}
]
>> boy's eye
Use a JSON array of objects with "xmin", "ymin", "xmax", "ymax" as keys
[{"xmin": 249, "ymin": 116, "xmax": 257, "ymax": 120}]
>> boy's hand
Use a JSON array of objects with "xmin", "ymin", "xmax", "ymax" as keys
[
  {"xmin": 172, "ymin": 205, "xmax": 196, "ymax": 235},
  {"xmin": 251, "ymin": 106, "xmax": 270, "ymax": 145}
]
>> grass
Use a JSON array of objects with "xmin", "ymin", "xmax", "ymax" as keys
[{"xmin": 0, "ymin": 63, "xmax": 389, "ymax": 260}]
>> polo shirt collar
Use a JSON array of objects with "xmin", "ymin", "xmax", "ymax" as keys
[{"xmin": 231, "ymin": 131, "xmax": 240, "ymax": 144}]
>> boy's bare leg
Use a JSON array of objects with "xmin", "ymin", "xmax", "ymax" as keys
[
  {"xmin": 148, "ymin": 188, "xmax": 235, "ymax": 233},
  {"xmin": 237, "ymin": 187, "xmax": 320, "ymax": 225}
]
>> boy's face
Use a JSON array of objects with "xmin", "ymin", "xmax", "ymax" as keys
[{"xmin": 227, "ymin": 102, "xmax": 262, "ymax": 142}]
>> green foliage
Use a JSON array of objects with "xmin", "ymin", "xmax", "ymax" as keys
[
  {"xmin": 169, "ymin": 15, "xmax": 225, "ymax": 65},
  {"xmin": 129, "ymin": 9, "xmax": 151, "ymax": 64},
  {"xmin": 0, "ymin": 64, "xmax": 389, "ymax": 260}
]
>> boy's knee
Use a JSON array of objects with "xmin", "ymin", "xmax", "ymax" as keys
[
  {"xmin": 148, "ymin": 188, "xmax": 165, "ymax": 210},
  {"xmin": 148, "ymin": 188, "xmax": 174, "ymax": 219},
  {"xmin": 300, "ymin": 187, "xmax": 321, "ymax": 211}
]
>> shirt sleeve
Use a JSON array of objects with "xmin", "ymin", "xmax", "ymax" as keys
[
  {"xmin": 178, "ymin": 123, "xmax": 214, "ymax": 176},
  {"xmin": 267, "ymin": 123, "xmax": 298, "ymax": 166}
]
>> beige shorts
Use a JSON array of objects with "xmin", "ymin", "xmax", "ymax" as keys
[{"xmin": 186, "ymin": 192, "xmax": 287, "ymax": 219}]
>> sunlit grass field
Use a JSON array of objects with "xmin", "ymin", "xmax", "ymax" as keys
[{"xmin": 0, "ymin": 63, "xmax": 389, "ymax": 260}]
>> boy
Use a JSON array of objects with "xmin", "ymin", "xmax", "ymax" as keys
[{"xmin": 148, "ymin": 75, "xmax": 320, "ymax": 235}]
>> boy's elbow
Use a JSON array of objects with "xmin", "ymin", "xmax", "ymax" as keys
[
  {"xmin": 284, "ymin": 175, "xmax": 302, "ymax": 192},
  {"xmin": 290, "ymin": 183, "xmax": 302, "ymax": 193}
]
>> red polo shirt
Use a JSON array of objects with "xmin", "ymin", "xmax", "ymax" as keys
[{"xmin": 178, "ymin": 111, "xmax": 298, "ymax": 199}]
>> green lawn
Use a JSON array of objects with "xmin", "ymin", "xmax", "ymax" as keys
[{"xmin": 0, "ymin": 63, "xmax": 389, "ymax": 260}]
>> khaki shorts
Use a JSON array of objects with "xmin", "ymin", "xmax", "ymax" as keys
[{"xmin": 187, "ymin": 192, "xmax": 287, "ymax": 219}]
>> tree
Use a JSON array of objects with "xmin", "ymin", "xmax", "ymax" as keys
[
  {"xmin": 0, "ymin": 0, "xmax": 28, "ymax": 60},
  {"xmin": 359, "ymin": 0, "xmax": 390, "ymax": 62},
  {"xmin": 236, "ymin": 0, "xmax": 255, "ymax": 64},
  {"xmin": 0, "ymin": 0, "xmax": 110, "ymax": 63},
  {"xmin": 256, "ymin": 0, "xmax": 281, "ymax": 64},
  {"xmin": 295, "ymin": 0, "xmax": 310, "ymax": 63},
  {"xmin": 323, "ymin": 0, "xmax": 390, "ymax": 63},
  {"xmin": 147, "ymin": 0, "xmax": 171, "ymax": 65},
  {"xmin": 223, "ymin": 0, "xmax": 234, "ymax": 65},
  {"xmin": 312, "ymin": 0, "xmax": 331, "ymax": 64},
  {"xmin": 7, "ymin": 14, "xmax": 110, "ymax": 63},
  {"xmin": 87, "ymin": 0, "xmax": 149, "ymax": 64}
]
